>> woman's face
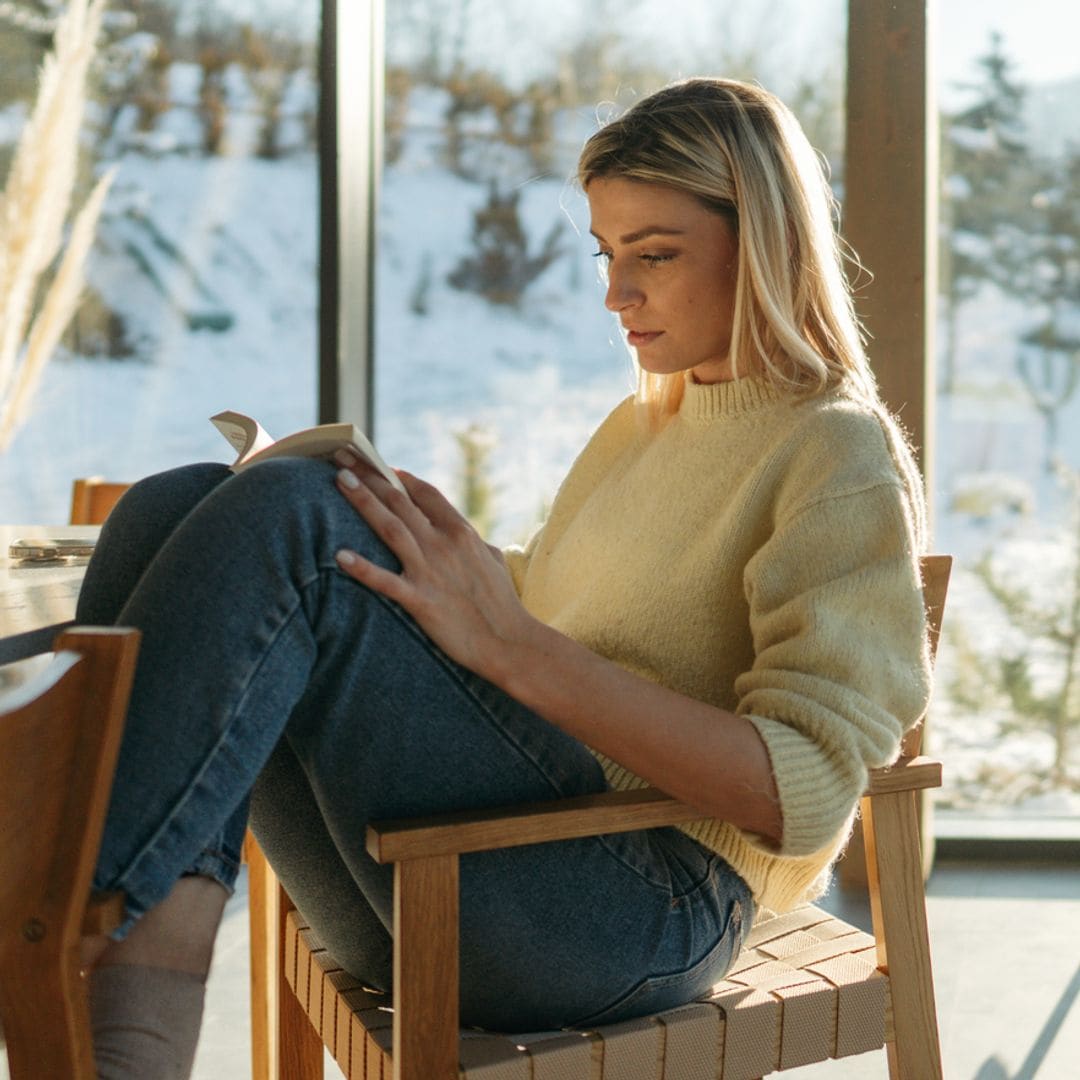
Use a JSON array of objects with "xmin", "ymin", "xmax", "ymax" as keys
[{"xmin": 587, "ymin": 176, "xmax": 739, "ymax": 384}]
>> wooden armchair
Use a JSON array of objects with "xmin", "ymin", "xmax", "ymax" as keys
[
  {"xmin": 0, "ymin": 625, "xmax": 140, "ymax": 1080},
  {"xmin": 249, "ymin": 554, "xmax": 951, "ymax": 1080}
]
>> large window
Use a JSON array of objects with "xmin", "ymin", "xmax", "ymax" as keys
[
  {"xmin": 8, "ymin": 0, "xmax": 1074, "ymax": 837},
  {"xmin": 933, "ymin": 1, "xmax": 1080, "ymax": 833},
  {"xmin": 0, "ymin": 0, "xmax": 321, "ymax": 521},
  {"xmin": 376, "ymin": 0, "xmax": 847, "ymax": 547}
]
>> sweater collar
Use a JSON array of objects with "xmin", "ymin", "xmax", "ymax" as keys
[{"xmin": 679, "ymin": 373, "xmax": 783, "ymax": 420}]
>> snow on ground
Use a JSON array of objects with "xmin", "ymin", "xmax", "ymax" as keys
[{"xmin": 1, "ymin": 78, "xmax": 1078, "ymax": 815}]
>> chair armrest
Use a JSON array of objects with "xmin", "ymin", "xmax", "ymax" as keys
[
  {"xmin": 366, "ymin": 756, "xmax": 944, "ymax": 865},
  {"xmin": 366, "ymin": 788, "xmax": 705, "ymax": 863},
  {"xmin": 865, "ymin": 755, "xmax": 942, "ymax": 796}
]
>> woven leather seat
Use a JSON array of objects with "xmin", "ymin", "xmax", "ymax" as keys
[{"xmin": 280, "ymin": 901, "xmax": 899, "ymax": 1079}]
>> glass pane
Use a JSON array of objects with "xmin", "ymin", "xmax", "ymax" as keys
[
  {"xmin": 935, "ymin": 2, "xmax": 1080, "ymax": 830},
  {"xmin": 0, "ymin": 1, "xmax": 321, "ymax": 521},
  {"xmin": 377, "ymin": 1, "xmax": 847, "ymax": 548}
]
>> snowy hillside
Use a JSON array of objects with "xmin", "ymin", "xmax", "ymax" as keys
[{"xmin": 1, "ymin": 49, "xmax": 1077, "ymax": 814}]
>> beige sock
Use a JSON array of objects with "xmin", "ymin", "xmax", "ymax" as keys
[{"xmin": 89, "ymin": 964, "xmax": 206, "ymax": 1080}]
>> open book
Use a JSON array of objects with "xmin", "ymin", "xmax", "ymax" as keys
[{"xmin": 210, "ymin": 410, "xmax": 408, "ymax": 495}]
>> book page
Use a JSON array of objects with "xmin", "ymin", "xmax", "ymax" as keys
[
  {"xmin": 210, "ymin": 411, "xmax": 408, "ymax": 495},
  {"xmin": 210, "ymin": 410, "xmax": 275, "ymax": 464}
]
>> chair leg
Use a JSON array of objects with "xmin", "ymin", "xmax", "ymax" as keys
[
  {"xmin": 393, "ymin": 855, "xmax": 460, "ymax": 1080},
  {"xmin": 0, "ymin": 954, "xmax": 95, "ymax": 1079},
  {"xmin": 246, "ymin": 831, "xmax": 323, "ymax": 1080},
  {"xmin": 863, "ymin": 791, "xmax": 944, "ymax": 1080},
  {"xmin": 276, "ymin": 882, "xmax": 324, "ymax": 1080},
  {"xmin": 843, "ymin": 789, "xmax": 935, "ymax": 891},
  {"xmin": 246, "ymin": 831, "xmax": 275, "ymax": 1080}
]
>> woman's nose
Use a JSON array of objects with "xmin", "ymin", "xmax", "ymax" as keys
[{"xmin": 604, "ymin": 264, "xmax": 642, "ymax": 312}]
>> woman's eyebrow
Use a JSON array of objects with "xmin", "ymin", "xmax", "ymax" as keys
[{"xmin": 589, "ymin": 225, "xmax": 687, "ymax": 245}]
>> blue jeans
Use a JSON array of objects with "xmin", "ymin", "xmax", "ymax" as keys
[{"xmin": 81, "ymin": 459, "xmax": 753, "ymax": 1031}]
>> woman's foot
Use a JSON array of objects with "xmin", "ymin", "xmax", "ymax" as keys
[{"xmin": 82, "ymin": 876, "xmax": 228, "ymax": 1080}]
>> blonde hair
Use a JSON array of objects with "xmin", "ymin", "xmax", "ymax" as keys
[{"xmin": 578, "ymin": 78, "xmax": 877, "ymax": 421}]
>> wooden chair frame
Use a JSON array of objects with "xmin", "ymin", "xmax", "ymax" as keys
[
  {"xmin": 69, "ymin": 477, "xmax": 131, "ymax": 527},
  {"xmin": 248, "ymin": 555, "xmax": 950, "ymax": 1080},
  {"xmin": 0, "ymin": 626, "xmax": 140, "ymax": 1080}
]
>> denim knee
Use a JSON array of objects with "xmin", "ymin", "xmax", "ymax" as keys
[
  {"xmin": 105, "ymin": 463, "xmax": 229, "ymax": 534},
  {"xmin": 209, "ymin": 457, "xmax": 402, "ymax": 574},
  {"xmin": 78, "ymin": 462, "xmax": 232, "ymax": 625}
]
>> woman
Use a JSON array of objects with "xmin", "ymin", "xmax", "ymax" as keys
[{"xmin": 80, "ymin": 78, "xmax": 931, "ymax": 1078}]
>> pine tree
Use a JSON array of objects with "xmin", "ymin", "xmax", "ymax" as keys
[
  {"xmin": 939, "ymin": 32, "xmax": 1030, "ymax": 393},
  {"xmin": 1015, "ymin": 148, "xmax": 1080, "ymax": 470}
]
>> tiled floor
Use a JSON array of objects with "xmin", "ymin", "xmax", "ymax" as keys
[{"xmin": 4, "ymin": 858, "xmax": 1077, "ymax": 1078}]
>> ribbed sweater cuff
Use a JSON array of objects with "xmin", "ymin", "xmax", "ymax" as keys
[{"xmin": 748, "ymin": 715, "xmax": 858, "ymax": 856}]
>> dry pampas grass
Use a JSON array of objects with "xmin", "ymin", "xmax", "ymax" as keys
[{"xmin": 0, "ymin": 0, "xmax": 113, "ymax": 449}]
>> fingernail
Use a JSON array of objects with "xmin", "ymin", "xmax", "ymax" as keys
[
  {"xmin": 334, "ymin": 448, "xmax": 358, "ymax": 468},
  {"xmin": 337, "ymin": 468, "xmax": 360, "ymax": 490},
  {"xmin": 336, "ymin": 548, "xmax": 357, "ymax": 566}
]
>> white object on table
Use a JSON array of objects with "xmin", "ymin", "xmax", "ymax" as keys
[{"xmin": 0, "ymin": 524, "xmax": 99, "ymax": 638}]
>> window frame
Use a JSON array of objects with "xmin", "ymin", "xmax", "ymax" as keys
[{"xmin": 320, "ymin": 0, "xmax": 383, "ymax": 436}]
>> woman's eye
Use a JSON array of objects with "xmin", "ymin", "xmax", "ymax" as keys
[{"xmin": 591, "ymin": 250, "xmax": 674, "ymax": 267}]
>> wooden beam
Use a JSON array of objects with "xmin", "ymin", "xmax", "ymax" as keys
[
  {"xmin": 865, "ymin": 756, "xmax": 942, "ymax": 795},
  {"xmin": 842, "ymin": 1, "xmax": 939, "ymax": 889},
  {"xmin": 245, "ymin": 834, "xmax": 277, "ymax": 1080},
  {"xmin": 844, "ymin": 0, "xmax": 938, "ymax": 495}
]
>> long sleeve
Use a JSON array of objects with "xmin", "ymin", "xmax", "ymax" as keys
[
  {"xmin": 501, "ymin": 376, "xmax": 932, "ymax": 909},
  {"xmin": 740, "ymin": 480, "xmax": 929, "ymax": 855}
]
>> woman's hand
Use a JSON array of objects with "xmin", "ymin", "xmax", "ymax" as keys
[
  {"xmin": 332, "ymin": 451, "xmax": 537, "ymax": 680},
  {"xmin": 331, "ymin": 453, "xmax": 783, "ymax": 844}
]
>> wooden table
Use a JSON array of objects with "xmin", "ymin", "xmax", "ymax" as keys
[{"xmin": 0, "ymin": 524, "xmax": 99, "ymax": 638}]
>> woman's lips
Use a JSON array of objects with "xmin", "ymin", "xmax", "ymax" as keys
[{"xmin": 626, "ymin": 330, "xmax": 662, "ymax": 347}]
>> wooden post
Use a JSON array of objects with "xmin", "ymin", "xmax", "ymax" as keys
[
  {"xmin": 842, "ymin": 0, "xmax": 939, "ymax": 888},
  {"xmin": 845, "ymin": 0, "xmax": 937, "ymax": 479},
  {"xmin": 393, "ymin": 855, "xmax": 460, "ymax": 1080},
  {"xmin": 246, "ymin": 832, "xmax": 276, "ymax": 1080},
  {"xmin": 863, "ymin": 791, "xmax": 944, "ymax": 1078}
]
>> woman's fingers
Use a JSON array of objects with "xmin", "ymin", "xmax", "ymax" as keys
[
  {"xmin": 334, "ymin": 468, "xmax": 427, "ymax": 568},
  {"xmin": 334, "ymin": 546, "xmax": 412, "ymax": 605},
  {"xmin": 395, "ymin": 469, "xmax": 476, "ymax": 534},
  {"xmin": 332, "ymin": 449, "xmax": 464, "ymax": 536},
  {"xmin": 333, "ymin": 461, "xmax": 528, "ymax": 677},
  {"xmin": 333, "ymin": 457, "xmax": 502, "ymax": 597}
]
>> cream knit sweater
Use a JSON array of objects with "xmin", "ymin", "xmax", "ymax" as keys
[{"xmin": 503, "ymin": 375, "xmax": 932, "ymax": 913}]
